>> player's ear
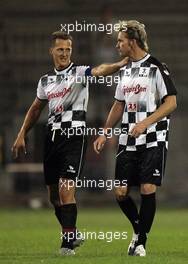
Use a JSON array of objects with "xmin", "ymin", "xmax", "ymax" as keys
[{"xmin": 130, "ymin": 39, "xmax": 136, "ymax": 49}]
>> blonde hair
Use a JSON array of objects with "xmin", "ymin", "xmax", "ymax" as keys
[{"xmin": 117, "ymin": 20, "xmax": 149, "ymax": 52}]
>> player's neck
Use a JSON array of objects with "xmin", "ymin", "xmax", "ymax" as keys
[
  {"xmin": 130, "ymin": 49, "xmax": 148, "ymax": 62},
  {"xmin": 55, "ymin": 61, "xmax": 72, "ymax": 71}
]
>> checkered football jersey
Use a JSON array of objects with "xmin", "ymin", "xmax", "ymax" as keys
[
  {"xmin": 37, "ymin": 63, "xmax": 91, "ymax": 129},
  {"xmin": 114, "ymin": 54, "xmax": 177, "ymax": 151}
]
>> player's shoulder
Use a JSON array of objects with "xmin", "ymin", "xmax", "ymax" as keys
[
  {"xmin": 73, "ymin": 64, "xmax": 91, "ymax": 77},
  {"xmin": 74, "ymin": 64, "xmax": 89, "ymax": 67},
  {"xmin": 74, "ymin": 65, "xmax": 90, "ymax": 70},
  {"xmin": 67, "ymin": 63, "xmax": 83, "ymax": 73},
  {"xmin": 41, "ymin": 69, "xmax": 56, "ymax": 78},
  {"xmin": 146, "ymin": 55, "xmax": 171, "ymax": 76},
  {"xmin": 38, "ymin": 69, "xmax": 55, "ymax": 87},
  {"xmin": 147, "ymin": 55, "xmax": 169, "ymax": 71},
  {"xmin": 40, "ymin": 70, "xmax": 55, "ymax": 79}
]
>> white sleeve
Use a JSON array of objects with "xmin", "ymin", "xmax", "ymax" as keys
[
  {"xmin": 114, "ymin": 81, "xmax": 125, "ymax": 101},
  {"xmin": 156, "ymin": 66, "xmax": 177, "ymax": 101},
  {"xmin": 76, "ymin": 66, "xmax": 91, "ymax": 77},
  {"xmin": 37, "ymin": 78, "xmax": 48, "ymax": 100},
  {"xmin": 75, "ymin": 66, "xmax": 91, "ymax": 85}
]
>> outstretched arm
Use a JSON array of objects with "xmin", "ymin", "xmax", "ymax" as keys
[
  {"xmin": 12, "ymin": 97, "xmax": 47, "ymax": 158},
  {"xmin": 91, "ymin": 57, "xmax": 128, "ymax": 77}
]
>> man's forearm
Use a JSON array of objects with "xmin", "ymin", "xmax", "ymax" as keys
[
  {"xmin": 18, "ymin": 106, "xmax": 42, "ymax": 137},
  {"xmin": 103, "ymin": 101, "xmax": 125, "ymax": 133},
  {"xmin": 91, "ymin": 57, "xmax": 128, "ymax": 77}
]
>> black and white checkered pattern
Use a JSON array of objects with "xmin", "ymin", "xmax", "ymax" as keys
[
  {"xmin": 115, "ymin": 54, "xmax": 177, "ymax": 151},
  {"xmin": 37, "ymin": 63, "xmax": 90, "ymax": 128}
]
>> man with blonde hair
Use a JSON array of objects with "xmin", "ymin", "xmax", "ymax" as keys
[{"xmin": 94, "ymin": 20, "xmax": 177, "ymax": 256}]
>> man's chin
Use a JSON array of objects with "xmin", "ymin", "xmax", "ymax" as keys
[
  {"xmin": 119, "ymin": 52, "xmax": 127, "ymax": 58},
  {"xmin": 58, "ymin": 62, "xmax": 70, "ymax": 69}
]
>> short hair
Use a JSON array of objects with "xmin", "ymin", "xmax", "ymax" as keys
[
  {"xmin": 117, "ymin": 20, "xmax": 149, "ymax": 52},
  {"xmin": 51, "ymin": 31, "xmax": 73, "ymax": 46}
]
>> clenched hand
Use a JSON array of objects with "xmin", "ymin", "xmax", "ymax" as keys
[
  {"xmin": 130, "ymin": 121, "xmax": 147, "ymax": 138},
  {"xmin": 93, "ymin": 135, "xmax": 107, "ymax": 154}
]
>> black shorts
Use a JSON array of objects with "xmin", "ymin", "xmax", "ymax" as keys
[
  {"xmin": 115, "ymin": 145, "xmax": 167, "ymax": 187},
  {"xmin": 43, "ymin": 127, "xmax": 87, "ymax": 185}
]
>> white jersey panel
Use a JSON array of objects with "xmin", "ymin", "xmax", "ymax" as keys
[
  {"xmin": 37, "ymin": 63, "xmax": 90, "ymax": 128},
  {"xmin": 115, "ymin": 54, "xmax": 177, "ymax": 151}
]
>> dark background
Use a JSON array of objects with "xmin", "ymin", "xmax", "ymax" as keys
[{"xmin": 0, "ymin": 0, "xmax": 187, "ymax": 208}]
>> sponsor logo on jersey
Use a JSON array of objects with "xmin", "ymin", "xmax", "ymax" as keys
[
  {"xmin": 124, "ymin": 69, "xmax": 131, "ymax": 77},
  {"xmin": 47, "ymin": 87, "xmax": 71, "ymax": 100},
  {"xmin": 123, "ymin": 84, "xmax": 147, "ymax": 95},
  {"xmin": 138, "ymin": 67, "xmax": 150, "ymax": 77}
]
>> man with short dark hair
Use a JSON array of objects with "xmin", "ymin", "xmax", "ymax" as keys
[
  {"xmin": 12, "ymin": 31, "xmax": 127, "ymax": 256},
  {"xmin": 94, "ymin": 20, "xmax": 177, "ymax": 256}
]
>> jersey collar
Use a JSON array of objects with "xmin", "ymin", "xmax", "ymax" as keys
[
  {"xmin": 131, "ymin": 53, "xmax": 150, "ymax": 66},
  {"xmin": 54, "ymin": 62, "xmax": 74, "ymax": 75}
]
